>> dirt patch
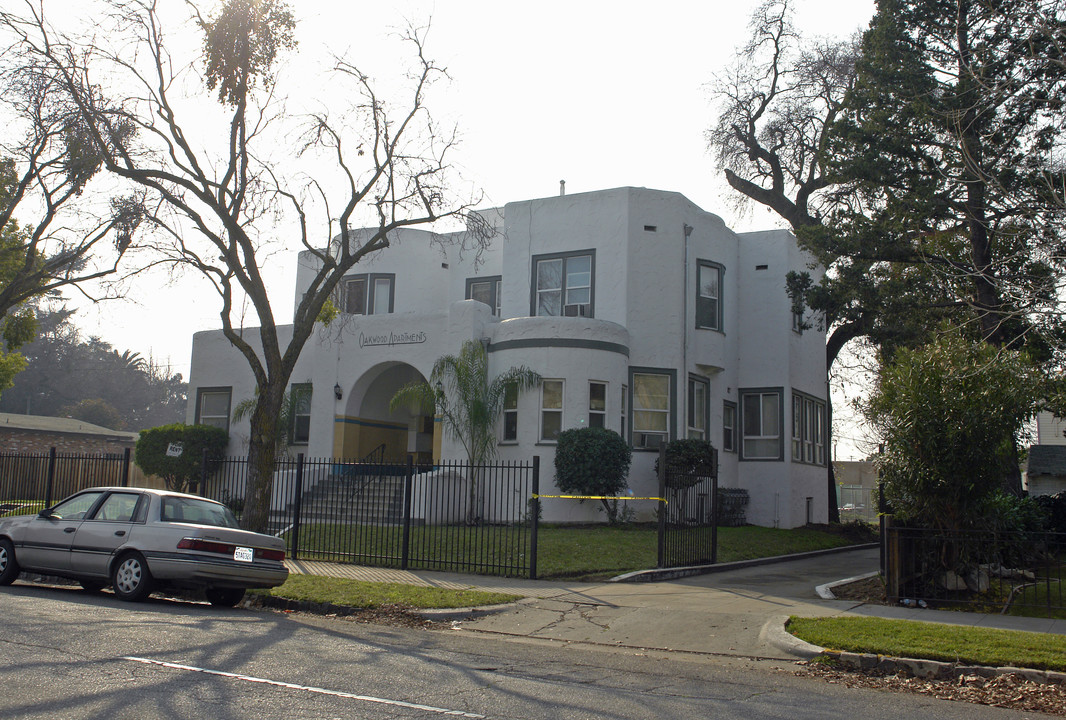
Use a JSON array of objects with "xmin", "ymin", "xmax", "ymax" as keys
[
  {"xmin": 797, "ymin": 661, "xmax": 1066, "ymax": 716},
  {"xmin": 829, "ymin": 574, "xmax": 887, "ymax": 603}
]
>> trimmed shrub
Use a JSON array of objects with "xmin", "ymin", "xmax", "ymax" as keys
[
  {"xmin": 136, "ymin": 423, "xmax": 229, "ymax": 493},
  {"xmin": 554, "ymin": 427, "xmax": 632, "ymax": 521},
  {"xmin": 655, "ymin": 438, "xmax": 718, "ymax": 488}
]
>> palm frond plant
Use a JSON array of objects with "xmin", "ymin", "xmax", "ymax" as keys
[{"xmin": 390, "ymin": 339, "xmax": 541, "ymax": 523}]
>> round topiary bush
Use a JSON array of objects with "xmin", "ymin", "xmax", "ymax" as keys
[{"xmin": 553, "ymin": 427, "xmax": 632, "ymax": 520}]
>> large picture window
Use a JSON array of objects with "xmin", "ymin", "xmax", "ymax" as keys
[
  {"xmin": 696, "ymin": 260, "xmax": 724, "ymax": 331},
  {"xmin": 632, "ymin": 371, "xmax": 672, "ymax": 449},
  {"xmin": 740, "ymin": 389, "xmax": 782, "ymax": 460},
  {"xmin": 342, "ymin": 273, "xmax": 395, "ymax": 314},
  {"xmin": 195, "ymin": 387, "xmax": 232, "ymax": 433},
  {"xmin": 532, "ymin": 251, "xmax": 594, "ymax": 317},
  {"xmin": 792, "ymin": 392, "xmax": 827, "ymax": 465}
]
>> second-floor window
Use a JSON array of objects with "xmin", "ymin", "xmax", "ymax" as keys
[
  {"xmin": 532, "ymin": 251, "xmax": 594, "ymax": 317},
  {"xmin": 196, "ymin": 387, "xmax": 231, "ymax": 433},
  {"xmin": 696, "ymin": 260, "xmax": 724, "ymax": 331},
  {"xmin": 466, "ymin": 276, "xmax": 502, "ymax": 316},
  {"xmin": 343, "ymin": 273, "xmax": 395, "ymax": 314}
]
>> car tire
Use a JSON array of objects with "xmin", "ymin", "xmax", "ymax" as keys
[
  {"xmin": 80, "ymin": 580, "xmax": 106, "ymax": 593},
  {"xmin": 0, "ymin": 538, "xmax": 19, "ymax": 586},
  {"xmin": 205, "ymin": 587, "xmax": 246, "ymax": 607},
  {"xmin": 111, "ymin": 552, "xmax": 153, "ymax": 602}
]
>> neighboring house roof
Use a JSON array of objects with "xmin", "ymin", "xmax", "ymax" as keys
[
  {"xmin": 0, "ymin": 413, "xmax": 139, "ymax": 442},
  {"xmin": 1027, "ymin": 445, "xmax": 1066, "ymax": 477}
]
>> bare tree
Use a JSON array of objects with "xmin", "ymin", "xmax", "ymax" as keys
[
  {"xmin": 2, "ymin": 0, "xmax": 491, "ymax": 531},
  {"xmin": 0, "ymin": 14, "xmax": 144, "ymax": 389}
]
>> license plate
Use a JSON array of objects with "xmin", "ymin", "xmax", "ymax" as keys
[{"xmin": 234, "ymin": 546, "xmax": 254, "ymax": 563}]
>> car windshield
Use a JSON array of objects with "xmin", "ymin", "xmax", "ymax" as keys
[{"xmin": 160, "ymin": 497, "xmax": 240, "ymax": 529}]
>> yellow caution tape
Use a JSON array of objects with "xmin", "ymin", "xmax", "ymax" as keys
[{"xmin": 531, "ymin": 494, "xmax": 667, "ymax": 504}]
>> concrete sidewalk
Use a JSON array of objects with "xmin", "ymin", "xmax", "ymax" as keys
[{"xmin": 285, "ymin": 547, "xmax": 1066, "ymax": 661}]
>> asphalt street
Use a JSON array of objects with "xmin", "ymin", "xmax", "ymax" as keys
[{"xmin": 0, "ymin": 579, "xmax": 1048, "ymax": 720}]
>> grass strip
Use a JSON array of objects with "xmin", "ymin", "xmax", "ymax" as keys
[
  {"xmin": 787, "ymin": 616, "xmax": 1066, "ymax": 672},
  {"xmin": 252, "ymin": 574, "xmax": 521, "ymax": 610}
]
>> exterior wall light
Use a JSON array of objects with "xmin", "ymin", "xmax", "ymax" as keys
[{"xmin": 334, "ymin": 383, "xmax": 342, "ymax": 400}]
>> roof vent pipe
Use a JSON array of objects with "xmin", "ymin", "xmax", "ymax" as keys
[{"xmin": 559, "ymin": 180, "xmax": 566, "ymax": 196}]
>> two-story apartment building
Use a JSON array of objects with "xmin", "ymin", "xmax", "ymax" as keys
[{"xmin": 186, "ymin": 186, "xmax": 828, "ymax": 528}]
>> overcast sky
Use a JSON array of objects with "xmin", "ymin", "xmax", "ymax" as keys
[{"xmin": 52, "ymin": 0, "xmax": 876, "ymax": 453}]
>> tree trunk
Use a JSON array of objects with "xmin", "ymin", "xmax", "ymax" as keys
[{"xmin": 241, "ymin": 388, "xmax": 284, "ymax": 533}]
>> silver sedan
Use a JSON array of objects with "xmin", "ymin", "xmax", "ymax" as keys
[{"xmin": 0, "ymin": 487, "xmax": 288, "ymax": 606}]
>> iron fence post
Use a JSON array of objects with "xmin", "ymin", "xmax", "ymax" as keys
[
  {"xmin": 657, "ymin": 443, "xmax": 666, "ymax": 569},
  {"xmin": 711, "ymin": 471, "xmax": 719, "ymax": 565},
  {"xmin": 401, "ymin": 455, "xmax": 413, "ymax": 570},
  {"xmin": 44, "ymin": 447, "xmax": 57, "ymax": 508},
  {"xmin": 121, "ymin": 447, "xmax": 131, "ymax": 487},
  {"xmin": 530, "ymin": 456, "xmax": 539, "ymax": 580},
  {"xmin": 291, "ymin": 454, "xmax": 305, "ymax": 561},
  {"xmin": 199, "ymin": 449, "xmax": 210, "ymax": 496}
]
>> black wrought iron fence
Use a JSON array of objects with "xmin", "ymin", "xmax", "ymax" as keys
[
  {"xmin": 0, "ymin": 448, "xmax": 132, "ymax": 515},
  {"xmin": 200, "ymin": 454, "xmax": 541, "ymax": 578},
  {"xmin": 884, "ymin": 524, "xmax": 1066, "ymax": 617},
  {"xmin": 656, "ymin": 445, "xmax": 727, "ymax": 569}
]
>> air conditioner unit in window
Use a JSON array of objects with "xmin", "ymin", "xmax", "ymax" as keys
[
  {"xmin": 636, "ymin": 433, "xmax": 665, "ymax": 449},
  {"xmin": 563, "ymin": 303, "xmax": 589, "ymax": 317}
]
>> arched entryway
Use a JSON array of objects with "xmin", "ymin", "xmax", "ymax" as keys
[{"xmin": 333, "ymin": 362, "xmax": 436, "ymax": 462}]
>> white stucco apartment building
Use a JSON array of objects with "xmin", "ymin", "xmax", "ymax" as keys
[{"xmin": 187, "ymin": 186, "xmax": 829, "ymax": 528}]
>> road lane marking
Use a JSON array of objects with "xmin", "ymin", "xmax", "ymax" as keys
[{"xmin": 123, "ymin": 656, "xmax": 485, "ymax": 718}]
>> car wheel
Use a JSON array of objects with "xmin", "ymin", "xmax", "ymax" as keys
[
  {"xmin": 80, "ymin": 580, "xmax": 106, "ymax": 593},
  {"xmin": 111, "ymin": 552, "xmax": 153, "ymax": 602},
  {"xmin": 205, "ymin": 587, "xmax": 246, "ymax": 607},
  {"xmin": 0, "ymin": 538, "xmax": 19, "ymax": 586}
]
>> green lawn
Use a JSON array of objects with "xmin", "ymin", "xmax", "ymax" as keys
[
  {"xmin": 788, "ymin": 615, "xmax": 1066, "ymax": 672},
  {"xmin": 285, "ymin": 523, "xmax": 868, "ymax": 580}
]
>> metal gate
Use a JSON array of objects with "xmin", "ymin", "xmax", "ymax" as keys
[{"xmin": 657, "ymin": 444, "xmax": 719, "ymax": 568}]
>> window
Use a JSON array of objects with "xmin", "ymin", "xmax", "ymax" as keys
[
  {"xmin": 290, "ymin": 383, "xmax": 312, "ymax": 445},
  {"xmin": 688, "ymin": 377, "xmax": 708, "ymax": 440},
  {"xmin": 466, "ymin": 276, "xmax": 502, "ymax": 316},
  {"xmin": 723, "ymin": 401, "xmax": 737, "ymax": 452},
  {"xmin": 589, "ymin": 381, "xmax": 607, "ymax": 429},
  {"xmin": 540, "ymin": 380, "xmax": 564, "ymax": 442},
  {"xmin": 532, "ymin": 251, "xmax": 594, "ymax": 317},
  {"xmin": 93, "ymin": 493, "xmax": 142, "ymax": 523},
  {"xmin": 502, "ymin": 383, "xmax": 518, "ymax": 442},
  {"xmin": 196, "ymin": 387, "xmax": 231, "ymax": 433},
  {"xmin": 342, "ymin": 273, "xmax": 394, "ymax": 314},
  {"xmin": 696, "ymin": 260, "xmax": 724, "ymax": 331},
  {"xmin": 792, "ymin": 392, "xmax": 827, "ymax": 465},
  {"xmin": 740, "ymin": 389, "xmax": 782, "ymax": 460},
  {"xmin": 632, "ymin": 371, "xmax": 672, "ymax": 449},
  {"xmin": 620, "ymin": 385, "xmax": 627, "ymax": 439}
]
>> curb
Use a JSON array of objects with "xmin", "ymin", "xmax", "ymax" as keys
[
  {"xmin": 610, "ymin": 542, "xmax": 879, "ymax": 583},
  {"xmin": 246, "ymin": 592, "xmax": 516, "ymax": 622},
  {"xmin": 815, "ymin": 570, "xmax": 880, "ymax": 600},
  {"xmin": 769, "ymin": 616, "xmax": 1066, "ymax": 686}
]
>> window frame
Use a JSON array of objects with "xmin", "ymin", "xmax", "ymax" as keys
[
  {"xmin": 289, "ymin": 383, "xmax": 313, "ymax": 445},
  {"xmin": 739, "ymin": 387, "xmax": 783, "ymax": 461},
  {"xmin": 723, "ymin": 400, "xmax": 737, "ymax": 453},
  {"xmin": 530, "ymin": 250, "xmax": 596, "ymax": 318},
  {"xmin": 501, "ymin": 382, "xmax": 519, "ymax": 443},
  {"xmin": 342, "ymin": 273, "xmax": 395, "ymax": 314},
  {"xmin": 195, "ymin": 387, "xmax": 232, "ymax": 434},
  {"xmin": 791, "ymin": 391, "xmax": 827, "ymax": 466},
  {"xmin": 588, "ymin": 381, "xmax": 607, "ymax": 429},
  {"xmin": 629, "ymin": 368, "xmax": 676, "ymax": 450},
  {"xmin": 465, "ymin": 276, "xmax": 502, "ymax": 316},
  {"xmin": 687, "ymin": 375, "xmax": 709, "ymax": 440},
  {"xmin": 539, "ymin": 379, "xmax": 564, "ymax": 443},
  {"xmin": 695, "ymin": 260, "xmax": 725, "ymax": 331}
]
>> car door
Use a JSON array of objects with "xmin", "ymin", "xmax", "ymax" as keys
[
  {"xmin": 70, "ymin": 491, "xmax": 145, "ymax": 579},
  {"xmin": 16, "ymin": 491, "xmax": 106, "ymax": 573}
]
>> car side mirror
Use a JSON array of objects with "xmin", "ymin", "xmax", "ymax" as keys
[{"xmin": 38, "ymin": 509, "xmax": 55, "ymax": 519}]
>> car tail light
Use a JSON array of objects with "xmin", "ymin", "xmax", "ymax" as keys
[
  {"xmin": 177, "ymin": 538, "xmax": 234, "ymax": 555},
  {"xmin": 257, "ymin": 548, "xmax": 286, "ymax": 562}
]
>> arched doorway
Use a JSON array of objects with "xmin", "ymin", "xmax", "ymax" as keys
[{"xmin": 333, "ymin": 362, "xmax": 436, "ymax": 462}]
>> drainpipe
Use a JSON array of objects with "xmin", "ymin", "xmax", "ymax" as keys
[{"xmin": 682, "ymin": 223, "xmax": 693, "ymax": 439}]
